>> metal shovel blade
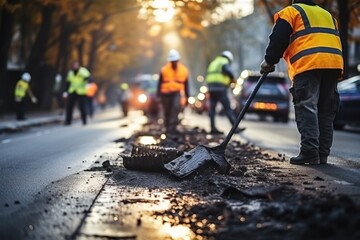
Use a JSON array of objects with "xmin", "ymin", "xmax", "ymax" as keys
[
  {"xmin": 164, "ymin": 145, "xmax": 212, "ymax": 178},
  {"xmin": 208, "ymin": 145, "xmax": 231, "ymax": 174},
  {"xmin": 164, "ymin": 144, "xmax": 231, "ymax": 178}
]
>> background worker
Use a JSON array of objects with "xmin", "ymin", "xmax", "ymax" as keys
[
  {"xmin": 118, "ymin": 82, "xmax": 132, "ymax": 117},
  {"xmin": 260, "ymin": 0, "xmax": 344, "ymax": 165},
  {"xmin": 86, "ymin": 80, "xmax": 98, "ymax": 118},
  {"xmin": 157, "ymin": 49, "xmax": 190, "ymax": 134},
  {"xmin": 63, "ymin": 61, "xmax": 91, "ymax": 125},
  {"xmin": 206, "ymin": 50, "xmax": 245, "ymax": 134},
  {"xmin": 14, "ymin": 72, "xmax": 37, "ymax": 120}
]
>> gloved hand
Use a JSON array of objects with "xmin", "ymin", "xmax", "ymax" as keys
[
  {"xmin": 260, "ymin": 60, "xmax": 275, "ymax": 74},
  {"xmin": 31, "ymin": 97, "xmax": 38, "ymax": 103}
]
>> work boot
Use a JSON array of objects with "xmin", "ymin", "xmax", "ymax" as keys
[
  {"xmin": 210, "ymin": 128, "xmax": 223, "ymax": 134},
  {"xmin": 290, "ymin": 151, "xmax": 320, "ymax": 165},
  {"xmin": 320, "ymin": 155, "xmax": 328, "ymax": 164}
]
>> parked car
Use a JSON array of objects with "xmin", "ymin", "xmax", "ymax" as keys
[
  {"xmin": 236, "ymin": 70, "xmax": 290, "ymax": 122},
  {"xmin": 129, "ymin": 74, "xmax": 159, "ymax": 117},
  {"xmin": 334, "ymin": 75, "xmax": 360, "ymax": 129}
]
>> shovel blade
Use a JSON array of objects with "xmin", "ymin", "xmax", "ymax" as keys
[
  {"xmin": 164, "ymin": 145, "xmax": 212, "ymax": 178},
  {"xmin": 208, "ymin": 145, "xmax": 231, "ymax": 174},
  {"xmin": 209, "ymin": 151, "xmax": 231, "ymax": 174}
]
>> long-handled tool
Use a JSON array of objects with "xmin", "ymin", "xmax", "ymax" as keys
[{"xmin": 164, "ymin": 73, "xmax": 269, "ymax": 178}]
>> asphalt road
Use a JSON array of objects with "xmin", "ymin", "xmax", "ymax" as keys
[
  {"xmin": 184, "ymin": 111, "xmax": 360, "ymax": 192},
  {"xmin": 184, "ymin": 111, "xmax": 360, "ymax": 162},
  {"xmin": 0, "ymin": 109, "xmax": 146, "ymax": 217},
  {"xmin": 1, "ymin": 109, "xmax": 359, "ymax": 214}
]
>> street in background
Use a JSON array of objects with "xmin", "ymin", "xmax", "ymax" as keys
[
  {"xmin": 235, "ymin": 70, "xmax": 290, "ymax": 123},
  {"xmin": 334, "ymin": 75, "xmax": 360, "ymax": 129}
]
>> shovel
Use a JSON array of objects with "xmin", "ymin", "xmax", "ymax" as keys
[{"xmin": 164, "ymin": 73, "xmax": 268, "ymax": 178}]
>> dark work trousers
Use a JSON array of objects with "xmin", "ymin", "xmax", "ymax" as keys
[
  {"xmin": 208, "ymin": 89, "xmax": 237, "ymax": 131},
  {"xmin": 161, "ymin": 92, "xmax": 181, "ymax": 133},
  {"xmin": 120, "ymin": 100, "xmax": 129, "ymax": 117},
  {"xmin": 290, "ymin": 69, "xmax": 340, "ymax": 157},
  {"xmin": 86, "ymin": 96, "xmax": 95, "ymax": 118},
  {"xmin": 15, "ymin": 100, "xmax": 26, "ymax": 120},
  {"xmin": 65, "ymin": 93, "xmax": 87, "ymax": 125}
]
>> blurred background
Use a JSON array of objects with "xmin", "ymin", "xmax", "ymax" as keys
[{"xmin": 0, "ymin": 0, "xmax": 359, "ymax": 115}]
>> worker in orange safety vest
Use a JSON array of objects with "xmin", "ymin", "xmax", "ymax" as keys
[
  {"xmin": 157, "ymin": 49, "xmax": 190, "ymax": 134},
  {"xmin": 260, "ymin": 0, "xmax": 344, "ymax": 165}
]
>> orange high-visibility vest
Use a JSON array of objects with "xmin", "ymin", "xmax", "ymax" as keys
[
  {"xmin": 160, "ymin": 62, "xmax": 189, "ymax": 94},
  {"xmin": 275, "ymin": 3, "xmax": 343, "ymax": 80},
  {"xmin": 86, "ymin": 82, "xmax": 98, "ymax": 97}
]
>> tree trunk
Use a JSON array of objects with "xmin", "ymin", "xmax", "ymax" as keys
[
  {"xmin": 25, "ymin": 4, "xmax": 55, "ymax": 109},
  {"xmin": 77, "ymin": 38, "xmax": 85, "ymax": 66},
  {"xmin": 338, "ymin": 0, "xmax": 349, "ymax": 78},
  {"xmin": 26, "ymin": 4, "xmax": 55, "ymax": 79},
  {"xmin": 0, "ymin": 1, "xmax": 19, "ymax": 113},
  {"xmin": 260, "ymin": 0, "xmax": 275, "ymax": 24}
]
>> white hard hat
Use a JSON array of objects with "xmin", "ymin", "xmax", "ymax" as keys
[
  {"xmin": 167, "ymin": 49, "xmax": 181, "ymax": 62},
  {"xmin": 22, "ymin": 72, "xmax": 31, "ymax": 82},
  {"xmin": 221, "ymin": 50, "xmax": 234, "ymax": 62}
]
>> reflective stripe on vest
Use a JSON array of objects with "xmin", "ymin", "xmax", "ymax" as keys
[
  {"xmin": 67, "ymin": 67, "xmax": 90, "ymax": 95},
  {"xmin": 205, "ymin": 56, "xmax": 231, "ymax": 85},
  {"xmin": 160, "ymin": 63, "xmax": 189, "ymax": 94},
  {"xmin": 275, "ymin": 4, "xmax": 343, "ymax": 80},
  {"xmin": 14, "ymin": 80, "xmax": 29, "ymax": 98}
]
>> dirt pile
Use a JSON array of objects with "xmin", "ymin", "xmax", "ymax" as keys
[{"xmin": 115, "ymin": 122, "xmax": 360, "ymax": 240}]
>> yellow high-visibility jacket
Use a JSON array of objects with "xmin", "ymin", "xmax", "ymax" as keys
[
  {"xmin": 205, "ymin": 56, "xmax": 231, "ymax": 86},
  {"xmin": 14, "ymin": 80, "xmax": 29, "ymax": 99},
  {"xmin": 67, "ymin": 67, "xmax": 90, "ymax": 95}
]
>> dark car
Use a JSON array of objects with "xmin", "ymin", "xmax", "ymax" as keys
[
  {"xmin": 237, "ymin": 70, "xmax": 290, "ymax": 122},
  {"xmin": 129, "ymin": 74, "xmax": 159, "ymax": 117},
  {"xmin": 334, "ymin": 75, "xmax": 360, "ymax": 129}
]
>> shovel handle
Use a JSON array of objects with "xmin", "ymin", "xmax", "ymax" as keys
[{"xmin": 220, "ymin": 73, "xmax": 268, "ymax": 148}]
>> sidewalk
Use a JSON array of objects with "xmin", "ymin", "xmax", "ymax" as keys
[{"xmin": 0, "ymin": 111, "xmax": 65, "ymax": 133}]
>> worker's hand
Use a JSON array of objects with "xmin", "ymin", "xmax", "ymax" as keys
[
  {"xmin": 62, "ymin": 92, "xmax": 68, "ymax": 99},
  {"xmin": 260, "ymin": 60, "xmax": 275, "ymax": 74},
  {"xmin": 31, "ymin": 97, "xmax": 38, "ymax": 103}
]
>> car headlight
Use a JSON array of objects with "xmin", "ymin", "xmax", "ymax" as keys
[{"xmin": 138, "ymin": 93, "xmax": 148, "ymax": 103}]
